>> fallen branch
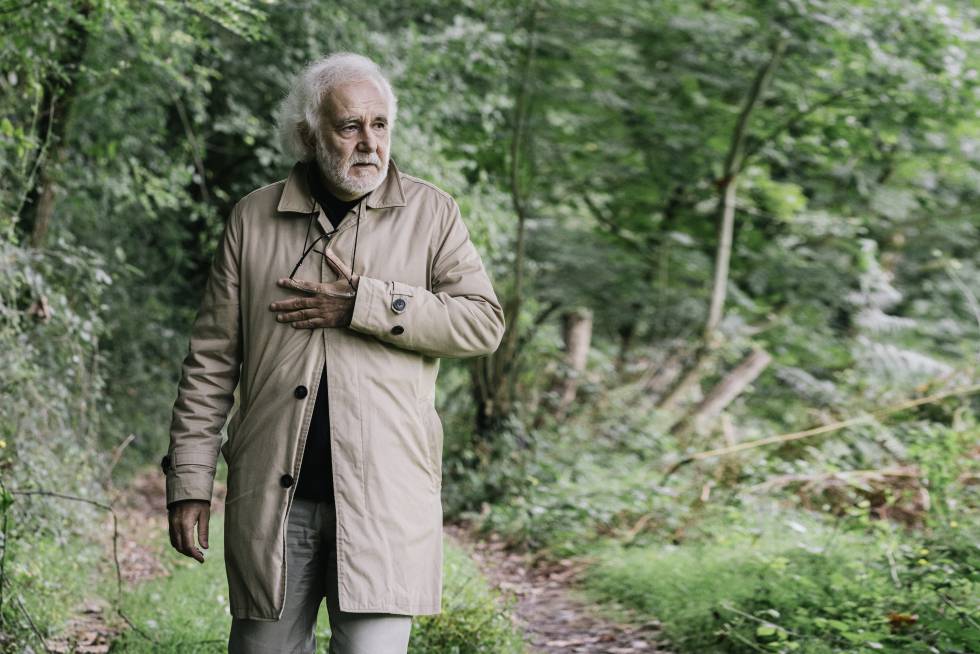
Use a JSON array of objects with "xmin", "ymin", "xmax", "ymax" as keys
[
  {"xmin": 14, "ymin": 590, "xmax": 52, "ymax": 653},
  {"xmin": 661, "ymin": 381, "xmax": 980, "ymax": 482},
  {"xmin": 744, "ymin": 465, "xmax": 922, "ymax": 494},
  {"xmin": 5, "ymin": 488, "xmax": 153, "ymax": 645}
]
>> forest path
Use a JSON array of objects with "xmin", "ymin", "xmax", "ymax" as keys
[
  {"xmin": 43, "ymin": 470, "xmax": 181, "ymax": 652},
  {"xmin": 444, "ymin": 522, "xmax": 674, "ymax": 654},
  {"xmin": 44, "ymin": 469, "xmax": 672, "ymax": 653}
]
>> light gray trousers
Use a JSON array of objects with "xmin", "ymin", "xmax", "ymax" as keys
[{"xmin": 228, "ymin": 496, "xmax": 413, "ymax": 654}]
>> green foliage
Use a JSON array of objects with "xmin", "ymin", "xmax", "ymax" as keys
[
  {"xmin": 0, "ymin": 238, "xmax": 109, "ymax": 534},
  {"xmin": 0, "ymin": 529, "xmax": 108, "ymax": 651},
  {"xmin": 583, "ymin": 507, "xmax": 980, "ymax": 653},
  {"xmin": 2, "ymin": 0, "xmax": 979, "ymax": 650},
  {"xmin": 109, "ymin": 508, "xmax": 524, "ymax": 653},
  {"xmin": 409, "ymin": 544, "xmax": 527, "ymax": 653}
]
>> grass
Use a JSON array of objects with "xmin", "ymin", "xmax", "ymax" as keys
[
  {"xmin": 1, "ymin": 524, "xmax": 108, "ymax": 651},
  {"xmin": 108, "ymin": 511, "xmax": 526, "ymax": 653},
  {"xmin": 579, "ymin": 506, "xmax": 980, "ymax": 654}
]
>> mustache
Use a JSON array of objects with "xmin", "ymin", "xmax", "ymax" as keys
[{"xmin": 348, "ymin": 153, "xmax": 382, "ymax": 166}]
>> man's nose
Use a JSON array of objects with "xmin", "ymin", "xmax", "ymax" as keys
[{"xmin": 357, "ymin": 127, "xmax": 376, "ymax": 151}]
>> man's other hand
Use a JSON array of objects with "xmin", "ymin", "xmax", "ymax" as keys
[{"xmin": 168, "ymin": 499, "xmax": 211, "ymax": 563}]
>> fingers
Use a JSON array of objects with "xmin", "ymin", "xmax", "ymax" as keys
[
  {"xmin": 283, "ymin": 315, "xmax": 333, "ymax": 328},
  {"xmin": 277, "ymin": 277, "xmax": 319, "ymax": 294},
  {"xmin": 172, "ymin": 506, "xmax": 206, "ymax": 563},
  {"xmin": 270, "ymin": 279, "xmax": 355, "ymax": 329},
  {"xmin": 169, "ymin": 515, "xmax": 180, "ymax": 551},
  {"xmin": 269, "ymin": 296, "xmax": 316, "ymax": 312},
  {"xmin": 180, "ymin": 518, "xmax": 205, "ymax": 563},
  {"xmin": 275, "ymin": 308, "xmax": 317, "ymax": 323},
  {"xmin": 271, "ymin": 280, "xmax": 353, "ymax": 306},
  {"xmin": 291, "ymin": 318, "xmax": 331, "ymax": 329},
  {"xmin": 198, "ymin": 506, "xmax": 210, "ymax": 550}
]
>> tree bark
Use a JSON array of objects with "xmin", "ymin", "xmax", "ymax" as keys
[
  {"xmin": 657, "ymin": 37, "xmax": 786, "ymax": 410},
  {"xmin": 26, "ymin": 3, "xmax": 93, "ymax": 248},
  {"xmin": 555, "ymin": 307, "xmax": 593, "ymax": 419},
  {"xmin": 670, "ymin": 347, "xmax": 772, "ymax": 439},
  {"xmin": 472, "ymin": 2, "xmax": 540, "ymax": 438}
]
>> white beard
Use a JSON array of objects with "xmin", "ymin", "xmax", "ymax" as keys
[{"xmin": 315, "ymin": 138, "xmax": 389, "ymax": 198}]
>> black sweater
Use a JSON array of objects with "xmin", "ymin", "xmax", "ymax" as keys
[{"xmin": 293, "ymin": 162, "xmax": 366, "ymax": 503}]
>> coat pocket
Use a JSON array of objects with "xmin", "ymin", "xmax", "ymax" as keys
[
  {"xmin": 222, "ymin": 408, "xmax": 246, "ymax": 464},
  {"xmin": 418, "ymin": 401, "xmax": 444, "ymax": 492}
]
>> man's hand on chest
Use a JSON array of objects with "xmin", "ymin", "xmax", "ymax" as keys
[{"xmin": 270, "ymin": 249, "xmax": 361, "ymax": 329}]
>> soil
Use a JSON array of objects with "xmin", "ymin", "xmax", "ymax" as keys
[
  {"xmin": 444, "ymin": 521, "xmax": 674, "ymax": 654},
  {"xmin": 42, "ymin": 471, "xmax": 226, "ymax": 653},
  {"xmin": 42, "ymin": 471, "xmax": 673, "ymax": 654}
]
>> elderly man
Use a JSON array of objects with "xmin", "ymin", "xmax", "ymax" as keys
[{"xmin": 161, "ymin": 52, "xmax": 505, "ymax": 653}]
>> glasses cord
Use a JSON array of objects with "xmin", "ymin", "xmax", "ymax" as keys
[{"xmin": 289, "ymin": 163, "xmax": 360, "ymax": 294}]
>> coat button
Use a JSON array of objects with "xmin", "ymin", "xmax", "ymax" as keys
[
  {"xmin": 390, "ymin": 325, "xmax": 404, "ymax": 335},
  {"xmin": 392, "ymin": 297, "xmax": 407, "ymax": 312},
  {"xmin": 294, "ymin": 385, "xmax": 308, "ymax": 399},
  {"xmin": 280, "ymin": 474, "xmax": 294, "ymax": 488}
]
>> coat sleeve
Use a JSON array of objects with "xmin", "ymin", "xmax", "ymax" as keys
[
  {"xmin": 348, "ymin": 198, "xmax": 505, "ymax": 359},
  {"xmin": 163, "ymin": 201, "xmax": 244, "ymax": 510}
]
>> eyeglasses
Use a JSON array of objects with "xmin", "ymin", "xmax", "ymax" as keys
[
  {"xmin": 288, "ymin": 211, "xmax": 359, "ymax": 296},
  {"xmin": 288, "ymin": 162, "xmax": 361, "ymax": 295}
]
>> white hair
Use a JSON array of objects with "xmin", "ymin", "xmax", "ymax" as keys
[{"xmin": 275, "ymin": 52, "xmax": 398, "ymax": 162}]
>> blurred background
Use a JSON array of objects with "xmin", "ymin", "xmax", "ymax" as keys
[{"xmin": 1, "ymin": 1, "xmax": 978, "ymax": 652}]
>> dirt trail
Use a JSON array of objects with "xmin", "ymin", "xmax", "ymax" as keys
[
  {"xmin": 44, "ymin": 470, "xmax": 671, "ymax": 653},
  {"xmin": 445, "ymin": 522, "xmax": 673, "ymax": 654},
  {"xmin": 43, "ymin": 471, "xmax": 225, "ymax": 653}
]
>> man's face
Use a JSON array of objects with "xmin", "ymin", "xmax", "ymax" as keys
[{"xmin": 312, "ymin": 79, "xmax": 391, "ymax": 201}]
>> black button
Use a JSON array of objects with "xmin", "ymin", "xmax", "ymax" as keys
[
  {"xmin": 391, "ymin": 325, "xmax": 404, "ymax": 335},
  {"xmin": 160, "ymin": 454, "xmax": 171, "ymax": 475},
  {"xmin": 392, "ymin": 297, "xmax": 407, "ymax": 312},
  {"xmin": 280, "ymin": 474, "xmax": 294, "ymax": 488},
  {"xmin": 294, "ymin": 385, "xmax": 308, "ymax": 399}
]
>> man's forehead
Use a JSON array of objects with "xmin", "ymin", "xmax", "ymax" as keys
[{"xmin": 321, "ymin": 79, "xmax": 388, "ymax": 120}]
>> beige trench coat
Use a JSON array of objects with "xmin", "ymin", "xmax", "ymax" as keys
[{"xmin": 161, "ymin": 157, "xmax": 505, "ymax": 620}]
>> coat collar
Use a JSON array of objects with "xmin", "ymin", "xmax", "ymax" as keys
[{"xmin": 276, "ymin": 156, "xmax": 407, "ymax": 214}]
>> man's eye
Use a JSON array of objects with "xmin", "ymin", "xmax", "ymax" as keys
[
  {"xmin": 373, "ymin": 122, "xmax": 387, "ymax": 130},
  {"xmin": 341, "ymin": 125, "xmax": 357, "ymax": 133}
]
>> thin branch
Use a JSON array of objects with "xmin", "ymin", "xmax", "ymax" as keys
[
  {"xmin": 12, "ymin": 490, "xmax": 122, "ymax": 597},
  {"xmin": 0, "ymin": 476, "xmax": 8, "ymax": 620},
  {"xmin": 718, "ymin": 600, "xmax": 803, "ymax": 638},
  {"xmin": 661, "ymin": 381, "xmax": 980, "ymax": 481},
  {"xmin": 169, "ymin": 89, "xmax": 211, "ymax": 204},
  {"xmin": 944, "ymin": 264, "xmax": 980, "ymax": 366},
  {"xmin": 14, "ymin": 591, "xmax": 52, "ymax": 653},
  {"xmin": 13, "ymin": 90, "xmax": 57, "ymax": 222},
  {"xmin": 737, "ymin": 86, "xmax": 853, "ymax": 174},
  {"xmin": 939, "ymin": 593, "xmax": 980, "ymax": 632},
  {"xmin": 510, "ymin": 299, "xmax": 563, "ymax": 363},
  {"xmin": 8, "ymin": 489, "xmax": 155, "ymax": 643},
  {"xmin": 579, "ymin": 192, "xmax": 659, "ymax": 269}
]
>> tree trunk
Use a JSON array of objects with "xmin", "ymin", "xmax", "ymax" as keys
[
  {"xmin": 555, "ymin": 307, "xmax": 593, "ymax": 419},
  {"xmin": 25, "ymin": 4, "xmax": 92, "ymax": 248},
  {"xmin": 670, "ymin": 347, "xmax": 772, "ymax": 439},
  {"xmin": 615, "ymin": 315, "xmax": 637, "ymax": 374},
  {"xmin": 656, "ymin": 37, "xmax": 786, "ymax": 411},
  {"xmin": 472, "ymin": 2, "xmax": 539, "ymax": 440}
]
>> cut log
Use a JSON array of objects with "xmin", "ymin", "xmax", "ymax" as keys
[{"xmin": 670, "ymin": 347, "xmax": 772, "ymax": 438}]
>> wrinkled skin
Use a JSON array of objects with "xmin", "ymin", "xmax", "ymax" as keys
[
  {"xmin": 270, "ymin": 249, "xmax": 361, "ymax": 328},
  {"xmin": 168, "ymin": 499, "xmax": 211, "ymax": 563}
]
